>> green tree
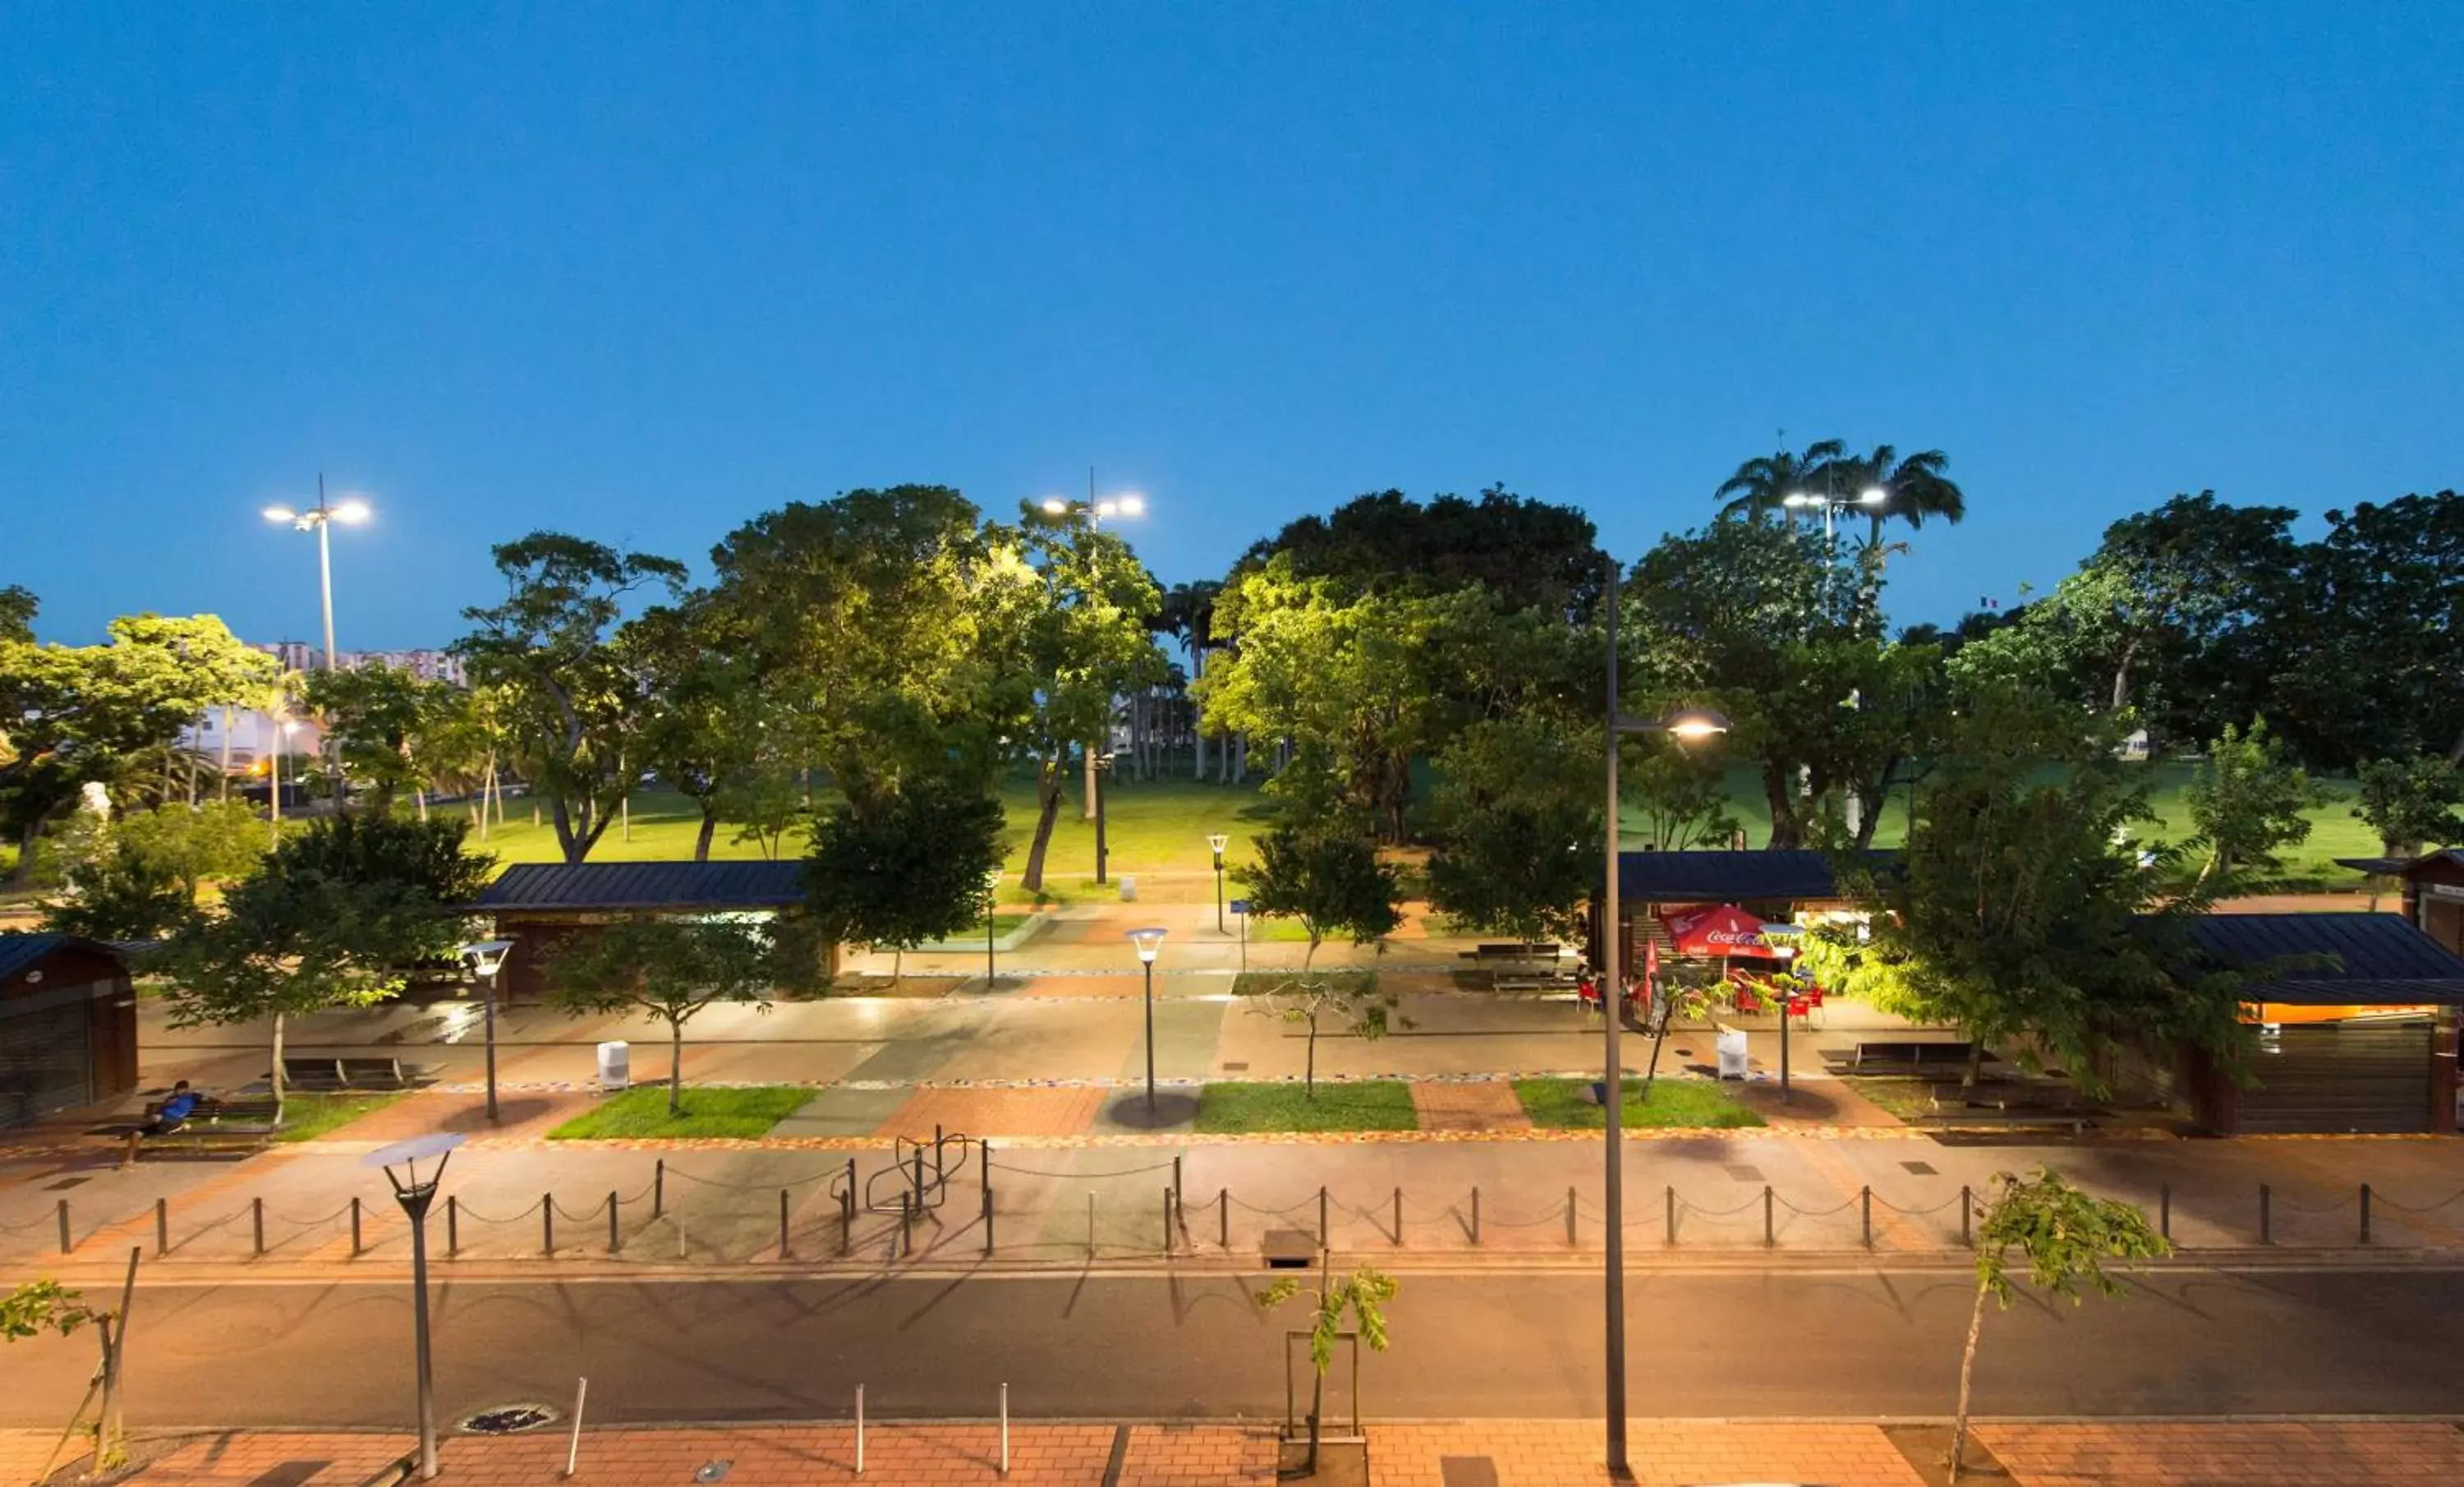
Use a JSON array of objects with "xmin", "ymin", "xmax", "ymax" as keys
[
  {"xmin": 802, "ymin": 772, "xmax": 1007, "ymax": 978},
  {"xmin": 1423, "ymin": 716, "xmax": 1602, "ymax": 946},
  {"xmin": 300, "ymin": 661, "xmax": 453, "ymax": 817},
  {"xmin": 1623, "ymin": 739, "xmax": 1741, "ymax": 853},
  {"xmin": 1254, "ymin": 973, "xmax": 1404, "ymax": 1098},
  {"xmin": 1949, "ymin": 1168, "xmax": 2169, "ymax": 1481},
  {"xmin": 2353, "ymin": 755, "xmax": 2464, "ymax": 857},
  {"xmin": 1256, "ymin": 1264, "xmax": 1398, "ymax": 1475},
  {"xmin": 43, "ymin": 826, "xmax": 187, "ymax": 940},
  {"xmin": 2185, "ymin": 720, "xmax": 2318, "ymax": 888},
  {"xmin": 1, "ymin": 605, "xmax": 277, "ymax": 885},
  {"xmin": 454, "ymin": 533, "xmax": 688, "ymax": 863},
  {"xmin": 621, "ymin": 601, "xmax": 777, "ymax": 861},
  {"xmin": 1712, "ymin": 437, "xmax": 1847, "ymax": 526},
  {"xmin": 1236, "ymin": 824, "xmax": 1404, "ymax": 973},
  {"xmin": 548, "ymin": 916, "xmax": 783, "ymax": 1116},
  {"xmin": 1813, "ymin": 680, "xmax": 2249, "ymax": 1089},
  {"xmin": 1827, "ymin": 444, "xmax": 1967, "ymax": 551},
  {"xmin": 987, "ymin": 505, "xmax": 1165, "ymax": 890},
  {"xmin": 1239, "ymin": 485, "xmax": 1604, "ymax": 617},
  {"xmin": 2270, "ymin": 491, "xmax": 2464, "ymax": 770},
  {"xmin": 159, "ymin": 816, "xmax": 494, "ymax": 1119},
  {"xmin": 3, "ymin": 1266, "xmax": 137, "ymax": 1472}
]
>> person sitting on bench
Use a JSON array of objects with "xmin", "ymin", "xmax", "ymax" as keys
[{"xmin": 145, "ymin": 1081, "xmax": 200, "ymax": 1135}]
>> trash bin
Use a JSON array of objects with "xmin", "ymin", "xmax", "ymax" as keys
[
  {"xmin": 596, "ymin": 1040, "xmax": 631, "ymax": 1091},
  {"xmin": 1118, "ymin": 874, "xmax": 1138, "ymax": 902},
  {"xmin": 1715, "ymin": 1025, "xmax": 1749, "ymax": 1081}
]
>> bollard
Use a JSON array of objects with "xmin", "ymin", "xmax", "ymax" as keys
[
  {"xmin": 981, "ymin": 1138, "xmax": 992, "ymax": 1192},
  {"xmin": 1960, "ymin": 1185, "xmax": 1973, "ymax": 1249},
  {"xmin": 253, "ymin": 1196, "xmax": 265, "ymax": 1258},
  {"xmin": 1393, "ymin": 1186, "xmax": 1403, "ymax": 1247},
  {"xmin": 1162, "ymin": 1186, "xmax": 1173, "ymax": 1253},
  {"xmin": 983, "ymin": 1184, "xmax": 995, "ymax": 1256},
  {"xmin": 840, "ymin": 1181, "xmax": 856, "ymax": 1257},
  {"xmin": 1566, "ymin": 1185, "xmax": 1578, "ymax": 1245},
  {"xmin": 1318, "ymin": 1186, "xmax": 1329, "ymax": 1247},
  {"xmin": 447, "ymin": 1195, "xmax": 459, "ymax": 1257},
  {"xmin": 57, "ymin": 1199, "xmax": 70, "ymax": 1255},
  {"xmin": 2259, "ymin": 1183, "xmax": 2273, "ymax": 1245},
  {"xmin": 1000, "ymin": 1381, "xmax": 1010, "ymax": 1476},
  {"xmin": 779, "ymin": 1189, "xmax": 792, "ymax": 1259},
  {"xmin": 544, "ymin": 1195, "xmax": 555, "ymax": 1257},
  {"xmin": 855, "ymin": 1384, "xmax": 866, "ymax": 1477},
  {"xmin": 2361, "ymin": 1182, "xmax": 2373, "ymax": 1245},
  {"xmin": 653, "ymin": 1158, "xmax": 665, "ymax": 1218},
  {"xmin": 900, "ymin": 1190, "xmax": 914, "ymax": 1259},
  {"xmin": 934, "ymin": 1124, "xmax": 946, "ymax": 1184},
  {"xmin": 155, "ymin": 1196, "xmax": 168, "ymax": 1258},
  {"xmin": 565, "ymin": 1377, "xmax": 588, "ymax": 1479},
  {"xmin": 1763, "ymin": 1185, "xmax": 1774, "ymax": 1248},
  {"xmin": 1861, "ymin": 1185, "xmax": 1873, "ymax": 1250},
  {"xmin": 1174, "ymin": 1154, "xmax": 1184, "ymax": 1211},
  {"xmin": 1220, "ymin": 1188, "xmax": 1230, "ymax": 1249},
  {"xmin": 2159, "ymin": 1182, "xmax": 2172, "ymax": 1242},
  {"xmin": 913, "ymin": 1145, "xmax": 927, "ymax": 1204},
  {"xmin": 349, "ymin": 1195, "xmax": 361, "ymax": 1258},
  {"xmin": 1665, "ymin": 1185, "xmax": 1676, "ymax": 1247}
]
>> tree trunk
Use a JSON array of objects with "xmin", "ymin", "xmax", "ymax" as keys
[
  {"xmin": 2111, "ymin": 638, "xmax": 2140, "ymax": 713},
  {"xmin": 9, "ymin": 816, "xmax": 40, "ymax": 887},
  {"xmin": 415, "ymin": 789, "xmax": 428, "ymax": 823},
  {"xmin": 270, "ymin": 1012, "xmax": 288, "ymax": 1125},
  {"xmin": 1760, "ymin": 764, "xmax": 1801, "ymax": 849},
  {"xmin": 694, "ymin": 806, "xmax": 719, "ymax": 863},
  {"xmin": 1948, "ymin": 1278, "xmax": 1990, "ymax": 1481},
  {"xmin": 1305, "ymin": 1353, "xmax": 1326, "ymax": 1474},
  {"xmin": 669, "ymin": 1020, "xmax": 685, "ymax": 1116},
  {"xmin": 1963, "ymin": 1041, "xmax": 1984, "ymax": 1089},
  {"xmin": 1020, "ymin": 757, "xmax": 1067, "ymax": 892},
  {"xmin": 1082, "ymin": 739, "xmax": 1099, "ymax": 821}
]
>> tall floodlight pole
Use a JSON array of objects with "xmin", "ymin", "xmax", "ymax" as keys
[{"xmin": 263, "ymin": 480, "xmax": 372, "ymax": 795}]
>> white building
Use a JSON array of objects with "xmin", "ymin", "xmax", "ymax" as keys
[
  {"xmin": 249, "ymin": 642, "xmax": 467, "ymax": 687},
  {"xmin": 182, "ymin": 708, "xmax": 324, "ymax": 773}
]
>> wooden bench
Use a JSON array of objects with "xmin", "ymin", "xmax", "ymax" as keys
[
  {"xmin": 1823, "ymin": 1042, "xmax": 1991, "ymax": 1077},
  {"xmin": 1913, "ymin": 1106, "xmax": 2100, "ymax": 1135},
  {"xmin": 1461, "ymin": 941, "xmax": 1563, "ymax": 964},
  {"xmin": 1928, "ymin": 1080, "xmax": 2079, "ymax": 1113},
  {"xmin": 279, "ymin": 1056, "xmax": 430, "ymax": 1090}
]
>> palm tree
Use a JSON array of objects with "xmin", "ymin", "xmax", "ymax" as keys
[
  {"xmin": 1158, "ymin": 580, "xmax": 1222, "ymax": 778},
  {"xmin": 1832, "ymin": 444, "xmax": 1966, "ymax": 550},
  {"xmin": 1714, "ymin": 438, "xmax": 1846, "ymax": 525}
]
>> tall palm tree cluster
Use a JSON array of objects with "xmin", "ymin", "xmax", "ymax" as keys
[{"xmin": 1715, "ymin": 437, "xmax": 1968, "ymax": 552}]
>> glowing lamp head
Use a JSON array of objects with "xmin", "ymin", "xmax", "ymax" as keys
[
  {"xmin": 1782, "ymin": 492, "xmax": 1815, "ymax": 509},
  {"xmin": 1126, "ymin": 927, "xmax": 1168, "ymax": 964},
  {"xmin": 331, "ymin": 498, "xmax": 373, "ymax": 524},
  {"xmin": 1040, "ymin": 497, "xmax": 1070, "ymax": 516},
  {"xmin": 1660, "ymin": 707, "xmax": 1731, "ymax": 741},
  {"xmin": 1114, "ymin": 493, "xmax": 1147, "ymax": 517},
  {"xmin": 1206, "ymin": 832, "xmax": 1230, "ymax": 858},
  {"xmin": 1858, "ymin": 487, "xmax": 1888, "ymax": 505},
  {"xmin": 262, "ymin": 504, "xmax": 298, "ymax": 524}
]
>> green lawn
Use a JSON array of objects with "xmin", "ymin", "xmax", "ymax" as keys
[
  {"xmin": 1194, "ymin": 1080, "xmax": 1419, "ymax": 1134},
  {"xmin": 1515, "ymin": 1077, "xmax": 1766, "ymax": 1130},
  {"xmin": 1230, "ymin": 969, "xmax": 1379, "ymax": 997},
  {"xmin": 269, "ymin": 1090, "xmax": 411, "ymax": 1143},
  {"xmin": 546, "ymin": 1084, "xmax": 811, "ymax": 1139}
]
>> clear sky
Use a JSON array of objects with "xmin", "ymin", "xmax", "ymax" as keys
[{"xmin": 6, "ymin": 2, "xmax": 2460, "ymax": 647}]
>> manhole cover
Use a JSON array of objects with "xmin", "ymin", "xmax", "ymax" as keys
[
  {"xmin": 1901, "ymin": 1160, "xmax": 1938, "ymax": 1176},
  {"xmin": 695, "ymin": 1463, "xmax": 733, "ymax": 1483},
  {"xmin": 459, "ymin": 1403, "xmax": 561, "ymax": 1435}
]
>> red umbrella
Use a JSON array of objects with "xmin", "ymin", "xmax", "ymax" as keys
[{"xmin": 1658, "ymin": 903, "xmax": 1789, "ymax": 960}]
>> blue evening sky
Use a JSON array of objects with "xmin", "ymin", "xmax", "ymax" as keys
[{"xmin": 6, "ymin": 2, "xmax": 2460, "ymax": 647}]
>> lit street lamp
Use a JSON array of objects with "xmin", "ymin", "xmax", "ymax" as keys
[
  {"xmin": 367, "ymin": 1132, "xmax": 463, "ymax": 1480},
  {"xmin": 458, "ymin": 940, "xmax": 513, "ymax": 1123},
  {"xmin": 1207, "ymin": 832, "xmax": 1230, "ymax": 934},
  {"xmin": 1599, "ymin": 555, "xmax": 1728, "ymax": 1479},
  {"xmin": 1781, "ymin": 485, "xmax": 1886, "ymax": 541},
  {"xmin": 1127, "ymin": 927, "xmax": 1167, "ymax": 1113},
  {"xmin": 1039, "ymin": 473, "xmax": 1147, "ymax": 833},
  {"xmin": 261, "ymin": 476, "xmax": 372, "ymax": 676}
]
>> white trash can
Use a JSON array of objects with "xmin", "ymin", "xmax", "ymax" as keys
[
  {"xmin": 1715, "ymin": 1025, "xmax": 1749, "ymax": 1081},
  {"xmin": 596, "ymin": 1040, "xmax": 631, "ymax": 1092},
  {"xmin": 1118, "ymin": 874, "xmax": 1138, "ymax": 902}
]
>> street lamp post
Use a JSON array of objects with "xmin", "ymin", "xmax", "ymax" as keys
[
  {"xmin": 1781, "ymin": 485, "xmax": 1886, "ymax": 542},
  {"xmin": 1207, "ymin": 833, "xmax": 1230, "ymax": 933},
  {"xmin": 1092, "ymin": 752, "xmax": 1116, "ymax": 886},
  {"xmin": 458, "ymin": 941, "xmax": 513, "ymax": 1123},
  {"xmin": 264, "ymin": 479, "xmax": 371, "ymax": 794},
  {"xmin": 983, "ymin": 869, "xmax": 1003, "ymax": 985},
  {"xmin": 1600, "ymin": 556, "xmax": 1729, "ymax": 1479},
  {"xmin": 367, "ymin": 1133, "xmax": 463, "ymax": 1480},
  {"xmin": 1041, "ymin": 476, "xmax": 1147, "ymax": 832},
  {"xmin": 1127, "ymin": 928, "xmax": 1167, "ymax": 1114}
]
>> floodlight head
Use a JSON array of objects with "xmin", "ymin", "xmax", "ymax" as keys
[
  {"xmin": 331, "ymin": 497, "xmax": 373, "ymax": 523},
  {"xmin": 1206, "ymin": 832, "xmax": 1230, "ymax": 856},
  {"xmin": 1114, "ymin": 493, "xmax": 1147, "ymax": 517},
  {"xmin": 1659, "ymin": 707, "xmax": 1731, "ymax": 741},
  {"xmin": 1126, "ymin": 926, "xmax": 1168, "ymax": 963},
  {"xmin": 1782, "ymin": 492, "xmax": 1815, "ymax": 508},
  {"xmin": 1096, "ymin": 500, "xmax": 1120, "ymax": 518},
  {"xmin": 262, "ymin": 504, "xmax": 298, "ymax": 523},
  {"xmin": 1858, "ymin": 487, "xmax": 1888, "ymax": 505},
  {"xmin": 1040, "ymin": 497, "xmax": 1070, "ymax": 516}
]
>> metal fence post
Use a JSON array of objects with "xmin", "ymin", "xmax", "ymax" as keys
[
  {"xmin": 1318, "ymin": 1186, "xmax": 1328, "ymax": 1247},
  {"xmin": 1565, "ymin": 1185, "xmax": 1577, "ymax": 1245},
  {"xmin": 855, "ymin": 1384, "xmax": 866, "ymax": 1477},
  {"xmin": 348, "ymin": 1195, "xmax": 361, "ymax": 1258},
  {"xmin": 543, "ymin": 1195, "xmax": 554, "ymax": 1257},
  {"xmin": 934, "ymin": 1124, "xmax": 945, "ymax": 1185},
  {"xmin": 1174, "ymin": 1154, "xmax": 1184, "ymax": 1211},
  {"xmin": 1220, "ymin": 1187, "xmax": 1230, "ymax": 1250},
  {"xmin": 1665, "ymin": 1185, "xmax": 1676, "ymax": 1246},
  {"xmin": 900, "ymin": 1190, "xmax": 914, "ymax": 1259},
  {"xmin": 1861, "ymin": 1185, "xmax": 1873, "ymax": 1250},
  {"xmin": 447, "ymin": 1195, "xmax": 459, "ymax": 1258},
  {"xmin": 57, "ymin": 1199, "xmax": 70, "ymax": 1255},
  {"xmin": 653, "ymin": 1158, "xmax": 665, "ymax": 1219},
  {"xmin": 1000, "ymin": 1381, "xmax": 1010, "ymax": 1476},
  {"xmin": 1960, "ymin": 1185, "xmax": 1972, "ymax": 1248},
  {"xmin": 779, "ymin": 1189, "xmax": 792, "ymax": 1259},
  {"xmin": 1471, "ymin": 1185, "xmax": 1481, "ymax": 1245},
  {"xmin": 2259, "ymin": 1183, "xmax": 2273, "ymax": 1245},
  {"xmin": 983, "ymin": 1183, "xmax": 995, "ymax": 1256},
  {"xmin": 1393, "ymin": 1186, "xmax": 1403, "ymax": 1246},
  {"xmin": 2159, "ymin": 1182, "xmax": 2172, "ymax": 1242},
  {"xmin": 1162, "ymin": 1187, "xmax": 1174, "ymax": 1253},
  {"xmin": 253, "ymin": 1196, "xmax": 265, "ymax": 1257},
  {"xmin": 155, "ymin": 1197, "xmax": 169, "ymax": 1258},
  {"xmin": 2360, "ymin": 1182, "xmax": 2373, "ymax": 1245},
  {"xmin": 1763, "ymin": 1185, "xmax": 1775, "ymax": 1248},
  {"xmin": 609, "ymin": 1191, "xmax": 620, "ymax": 1255}
]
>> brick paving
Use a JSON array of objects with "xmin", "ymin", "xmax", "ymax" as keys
[
  {"xmin": 1976, "ymin": 1420, "xmax": 2464, "ymax": 1485},
  {"xmin": 1372, "ymin": 1421, "xmax": 1924, "ymax": 1486},
  {"xmin": 1409, "ymin": 1081, "xmax": 1532, "ymax": 1134},
  {"xmin": 876, "ymin": 1086, "xmax": 1108, "ymax": 1139}
]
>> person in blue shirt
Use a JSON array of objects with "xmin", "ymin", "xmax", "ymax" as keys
[{"xmin": 146, "ymin": 1081, "xmax": 200, "ymax": 1135}]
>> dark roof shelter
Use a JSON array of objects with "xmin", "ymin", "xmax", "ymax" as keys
[
  {"xmin": 2182, "ymin": 913, "xmax": 2464, "ymax": 1006},
  {"xmin": 473, "ymin": 861, "xmax": 809, "ymax": 913},
  {"xmin": 1611, "ymin": 849, "xmax": 1892, "ymax": 905}
]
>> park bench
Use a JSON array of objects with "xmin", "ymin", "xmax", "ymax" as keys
[
  {"xmin": 1913, "ymin": 1104, "xmax": 2100, "ymax": 1135},
  {"xmin": 1927, "ymin": 1080, "xmax": 2079, "ymax": 1113},
  {"xmin": 1822, "ymin": 1041, "xmax": 1990, "ymax": 1077},
  {"xmin": 126, "ymin": 1091, "xmax": 281, "ymax": 1161},
  {"xmin": 278, "ymin": 1056, "xmax": 432, "ymax": 1090},
  {"xmin": 1461, "ymin": 941, "xmax": 1563, "ymax": 964}
]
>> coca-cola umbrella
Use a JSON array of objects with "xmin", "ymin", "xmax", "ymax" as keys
[{"xmin": 1658, "ymin": 903, "xmax": 1791, "ymax": 960}]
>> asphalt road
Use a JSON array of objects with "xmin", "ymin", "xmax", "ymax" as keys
[{"xmin": 3, "ymin": 1265, "xmax": 2457, "ymax": 1429}]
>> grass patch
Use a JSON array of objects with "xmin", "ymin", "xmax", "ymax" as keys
[
  {"xmin": 1194, "ymin": 1080, "xmax": 1419, "ymax": 1134},
  {"xmin": 547, "ymin": 1084, "xmax": 811, "ymax": 1139},
  {"xmin": 269, "ymin": 1090, "xmax": 410, "ymax": 1144},
  {"xmin": 1515, "ymin": 1077, "xmax": 1767, "ymax": 1130},
  {"xmin": 1838, "ymin": 1079, "xmax": 1938, "ymax": 1122},
  {"xmin": 1230, "ymin": 969, "xmax": 1380, "ymax": 997}
]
